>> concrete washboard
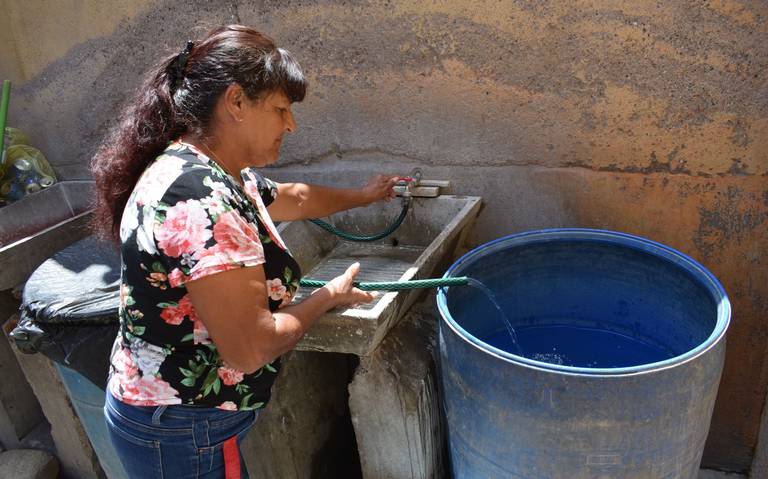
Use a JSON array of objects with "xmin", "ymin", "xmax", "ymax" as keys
[{"xmin": 281, "ymin": 195, "xmax": 482, "ymax": 356}]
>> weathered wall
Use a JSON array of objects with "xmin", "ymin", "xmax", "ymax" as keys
[{"xmin": 1, "ymin": 0, "xmax": 765, "ymax": 472}]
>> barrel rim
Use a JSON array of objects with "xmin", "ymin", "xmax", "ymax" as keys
[{"xmin": 437, "ymin": 228, "xmax": 731, "ymax": 376}]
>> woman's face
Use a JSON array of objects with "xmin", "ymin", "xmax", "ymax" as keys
[{"xmin": 239, "ymin": 89, "xmax": 296, "ymax": 167}]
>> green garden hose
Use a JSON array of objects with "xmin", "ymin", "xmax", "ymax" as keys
[
  {"xmin": 307, "ymin": 197, "xmax": 411, "ymax": 242},
  {"xmin": 299, "ymin": 276, "xmax": 468, "ymax": 291},
  {"xmin": 302, "ymin": 181, "xmax": 467, "ymax": 291}
]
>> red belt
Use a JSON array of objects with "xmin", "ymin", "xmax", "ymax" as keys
[{"xmin": 223, "ymin": 436, "xmax": 240, "ymax": 479}]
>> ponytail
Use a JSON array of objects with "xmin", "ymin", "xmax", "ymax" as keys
[{"xmin": 90, "ymin": 54, "xmax": 183, "ymax": 243}]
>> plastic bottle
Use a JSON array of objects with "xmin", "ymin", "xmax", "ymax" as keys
[{"xmin": 0, "ymin": 144, "xmax": 56, "ymax": 204}]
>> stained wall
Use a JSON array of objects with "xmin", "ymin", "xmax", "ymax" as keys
[{"xmin": 1, "ymin": 0, "xmax": 765, "ymax": 472}]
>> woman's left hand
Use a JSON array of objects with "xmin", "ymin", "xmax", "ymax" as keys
[{"xmin": 362, "ymin": 175, "xmax": 399, "ymax": 204}]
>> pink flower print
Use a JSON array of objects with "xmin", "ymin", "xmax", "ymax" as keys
[
  {"xmin": 189, "ymin": 246, "xmax": 239, "ymax": 280},
  {"xmin": 112, "ymin": 346, "xmax": 138, "ymax": 379},
  {"xmin": 193, "ymin": 318, "xmax": 212, "ymax": 345},
  {"xmin": 217, "ymin": 366, "xmax": 245, "ymax": 386},
  {"xmin": 169, "ymin": 212, "xmax": 264, "ymax": 283},
  {"xmin": 156, "ymin": 200, "xmax": 212, "ymax": 258},
  {"xmin": 160, "ymin": 306, "xmax": 185, "ymax": 325},
  {"xmin": 168, "ymin": 268, "xmax": 191, "ymax": 288},
  {"xmin": 133, "ymin": 155, "xmax": 185, "ymax": 206},
  {"xmin": 119, "ymin": 376, "xmax": 181, "ymax": 406},
  {"xmin": 218, "ymin": 401, "xmax": 237, "ymax": 411},
  {"xmin": 266, "ymin": 278, "xmax": 287, "ymax": 301},
  {"xmin": 201, "ymin": 195, "xmax": 226, "ymax": 216},
  {"xmin": 211, "ymin": 211, "xmax": 265, "ymax": 263},
  {"xmin": 179, "ymin": 295, "xmax": 197, "ymax": 321},
  {"xmin": 244, "ymin": 179, "xmax": 261, "ymax": 203},
  {"xmin": 159, "ymin": 295, "xmax": 194, "ymax": 325}
]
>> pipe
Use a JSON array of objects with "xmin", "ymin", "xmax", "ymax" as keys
[{"xmin": 0, "ymin": 80, "xmax": 11, "ymax": 169}]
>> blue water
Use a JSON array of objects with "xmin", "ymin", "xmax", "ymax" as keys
[
  {"xmin": 464, "ymin": 277, "xmax": 676, "ymax": 368},
  {"xmin": 483, "ymin": 324, "xmax": 676, "ymax": 368}
]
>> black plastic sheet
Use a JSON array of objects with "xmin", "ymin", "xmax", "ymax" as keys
[{"xmin": 10, "ymin": 236, "xmax": 121, "ymax": 388}]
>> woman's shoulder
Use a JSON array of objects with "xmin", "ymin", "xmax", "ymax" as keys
[
  {"xmin": 157, "ymin": 141, "xmax": 214, "ymax": 174},
  {"xmin": 134, "ymin": 144, "xmax": 231, "ymax": 203}
]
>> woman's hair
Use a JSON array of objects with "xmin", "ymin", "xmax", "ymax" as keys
[{"xmin": 90, "ymin": 25, "xmax": 307, "ymax": 243}]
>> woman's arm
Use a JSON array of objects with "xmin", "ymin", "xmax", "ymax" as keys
[
  {"xmin": 185, "ymin": 262, "xmax": 372, "ymax": 374},
  {"xmin": 267, "ymin": 175, "xmax": 398, "ymax": 222}
]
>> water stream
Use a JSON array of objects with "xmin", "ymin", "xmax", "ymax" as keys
[{"xmin": 465, "ymin": 278, "xmax": 524, "ymax": 355}]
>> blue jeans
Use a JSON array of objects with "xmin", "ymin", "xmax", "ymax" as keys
[{"xmin": 104, "ymin": 391, "xmax": 257, "ymax": 478}]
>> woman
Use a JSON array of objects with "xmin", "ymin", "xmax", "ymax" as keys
[{"xmin": 91, "ymin": 25, "xmax": 397, "ymax": 478}]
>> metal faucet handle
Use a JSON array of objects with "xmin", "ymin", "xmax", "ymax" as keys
[{"xmin": 408, "ymin": 167, "xmax": 423, "ymax": 186}]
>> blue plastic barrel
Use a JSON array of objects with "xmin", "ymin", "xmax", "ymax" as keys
[{"xmin": 436, "ymin": 229, "xmax": 730, "ymax": 479}]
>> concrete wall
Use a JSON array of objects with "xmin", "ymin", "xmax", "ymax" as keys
[{"xmin": 2, "ymin": 0, "xmax": 765, "ymax": 473}]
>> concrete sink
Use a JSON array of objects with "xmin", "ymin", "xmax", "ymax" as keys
[
  {"xmin": 0, "ymin": 181, "xmax": 93, "ymax": 290},
  {"xmin": 281, "ymin": 195, "xmax": 482, "ymax": 356}
]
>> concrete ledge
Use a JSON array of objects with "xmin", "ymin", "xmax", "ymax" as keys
[
  {"xmin": 349, "ymin": 303, "xmax": 445, "ymax": 479},
  {"xmin": 0, "ymin": 291, "xmax": 44, "ymax": 450},
  {"xmin": 241, "ymin": 350, "xmax": 360, "ymax": 478},
  {"xmin": 0, "ymin": 449, "xmax": 59, "ymax": 479},
  {"xmin": 8, "ymin": 342, "xmax": 104, "ymax": 479}
]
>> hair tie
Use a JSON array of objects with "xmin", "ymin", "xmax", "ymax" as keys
[{"xmin": 170, "ymin": 40, "xmax": 195, "ymax": 93}]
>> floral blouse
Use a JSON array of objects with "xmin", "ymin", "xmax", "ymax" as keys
[{"xmin": 108, "ymin": 141, "xmax": 301, "ymax": 411}]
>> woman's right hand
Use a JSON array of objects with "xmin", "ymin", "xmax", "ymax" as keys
[{"xmin": 322, "ymin": 262, "xmax": 376, "ymax": 308}]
